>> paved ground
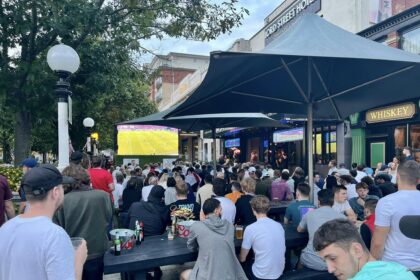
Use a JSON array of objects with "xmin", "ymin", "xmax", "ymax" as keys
[{"xmin": 103, "ymin": 262, "xmax": 195, "ymax": 280}]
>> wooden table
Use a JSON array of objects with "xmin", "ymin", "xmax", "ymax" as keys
[{"xmin": 103, "ymin": 223, "xmax": 307, "ymax": 280}]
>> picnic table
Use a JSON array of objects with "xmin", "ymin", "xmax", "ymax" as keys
[
  {"xmin": 103, "ymin": 223, "xmax": 308, "ymax": 280},
  {"xmin": 267, "ymin": 200, "xmax": 291, "ymax": 221}
]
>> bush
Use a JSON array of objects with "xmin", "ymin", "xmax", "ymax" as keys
[{"xmin": 0, "ymin": 166, "xmax": 23, "ymax": 192}]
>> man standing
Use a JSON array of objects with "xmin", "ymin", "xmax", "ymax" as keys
[
  {"xmin": 180, "ymin": 198, "xmax": 247, "ymax": 280},
  {"xmin": 339, "ymin": 175, "xmax": 358, "ymax": 199},
  {"xmin": 314, "ymin": 219, "xmax": 416, "ymax": 280},
  {"xmin": 284, "ymin": 183, "xmax": 315, "ymax": 226},
  {"xmin": 327, "ymin": 160, "xmax": 338, "ymax": 175},
  {"xmin": 18, "ymin": 157, "xmax": 38, "ymax": 213},
  {"xmin": 240, "ymin": 195, "xmax": 285, "ymax": 280},
  {"xmin": 0, "ymin": 174, "xmax": 14, "ymax": 227},
  {"xmin": 297, "ymin": 189, "xmax": 346, "ymax": 271},
  {"xmin": 196, "ymin": 175, "xmax": 214, "ymax": 207},
  {"xmin": 349, "ymin": 182, "xmax": 379, "ymax": 221},
  {"xmin": 56, "ymin": 163, "xmax": 112, "ymax": 279},
  {"xmin": 169, "ymin": 181, "xmax": 200, "ymax": 220},
  {"xmin": 371, "ymin": 160, "xmax": 420, "ymax": 274},
  {"xmin": 89, "ymin": 156, "xmax": 114, "ymax": 201},
  {"xmin": 374, "ymin": 174, "xmax": 396, "ymax": 197},
  {"xmin": 255, "ymin": 169, "xmax": 271, "ymax": 197},
  {"xmin": 0, "ymin": 164, "xmax": 87, "ymax": 279},
  {"xmin": 403, "ymin": 146, "xmax": 414, "ymax": 161},
  {"xmin": 269, "ymin": 171, "xmax": 292, "ymax": 201}
]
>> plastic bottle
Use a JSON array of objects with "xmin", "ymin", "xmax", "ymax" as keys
[{"xmin": 114, "ymin": 235, "xmax": 121, "ymax": 256}]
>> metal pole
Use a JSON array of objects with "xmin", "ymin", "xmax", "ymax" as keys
[
  {"xmin": 56, "ymin": 72, "xmax": 71, "ymax": 171},
  {"xmin": 307, "ymin": 103, "xmax": 314, "ymax": 202},
  {"xmin": 212, "ymin": 127, "xmax": 217, "ymax": 169}
]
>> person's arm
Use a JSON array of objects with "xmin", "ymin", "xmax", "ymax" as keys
[
  {"xmin": 283, "ymin": 217, "xmax": 289, "ymax": 224},
  {"xmin": 371, "ymin": 226, "xmax": 390, "ymax": 260},
  {"xmin": 297, "ymin": 214, "xmax": 308, "ymax": 232},
  {"xmin": 74, "ymin": 239, "xmax": 88, "ymax": 280},
  {"xmin": 5, "ymin": 200, "xmax": 15, "ymax": 219},
  {"xmin": 345, "ymin": 207, "xmax": 357, "ymax": 223},
  {"xmin": 108, "ymin": 183, "xmax": 115, "ymax": 192},
  {"xmin": 187, "ymin": 227, "xmax": 198, "ymax": 251},
  {"xmin": 284, "ymin": 205, "xmax": 292, "ymax": 224},
  {"xmin": 239, "ymin": 248, "xmax": 250, "ymax": 262}
]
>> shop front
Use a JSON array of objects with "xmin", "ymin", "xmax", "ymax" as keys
[{"xmin": 350, "ymin": 101, "xmax": 420, "ymax": 168}]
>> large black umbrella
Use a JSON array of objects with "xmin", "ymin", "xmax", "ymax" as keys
[
  {"xmin": 165, "ymin": 13, "xmax": 420, "ymax": 198},
  {"xmin": 120, "ymin": 109, "xmax": 282, "ymax": 166}
]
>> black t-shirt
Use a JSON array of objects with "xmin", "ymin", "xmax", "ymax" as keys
[
  {"xmin": 169, "ymin": 199, "xmax": 200, "ymax": 221},
  {"xmin": 235, "ymin": 194, "xmax": 257, "ymax": 226}
]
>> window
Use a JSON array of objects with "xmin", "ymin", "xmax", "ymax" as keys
[
  {"xmin": 410, "ymin": 124, "xmax": 420, "ymax": 162},
  {"xmin": 394, "ymin": 126, "xmax": 406, "ymax": 148},
  {"xmin": 400, "ymin": 26, "xmax": 420, "ymax": 54}
]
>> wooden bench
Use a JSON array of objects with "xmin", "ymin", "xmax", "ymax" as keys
[{"xmin": 282, "ymin": 268, "xmax": 337, "ymax": 280}]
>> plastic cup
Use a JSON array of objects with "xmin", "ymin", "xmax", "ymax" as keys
[
  {"xmin": 235, "ymin": 226, "xmax": 244, "ymax": 240},
  {"xmin": 70, "ymin": 237, "xmax": 84, "ymax": 250}
]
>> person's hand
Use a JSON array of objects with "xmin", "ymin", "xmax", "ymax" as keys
[
  {"xmin": 74, "ymin": 239, "xmax": 88, "ymax": 273},
  {"xmin": 357, "ymin": 197, "xmax": 365, "ymax": 207},
  {"xmin": 199, "ymin": 210, "xmax": 205, "ymax": 221}
]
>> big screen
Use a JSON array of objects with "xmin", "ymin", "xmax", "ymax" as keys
[
  {"xmin": 117, "ymin": 125, "xmax": 178, "ymax": 156},
  {"xmin": 273, "ymin": 127, "xmax": 304, "ymax": 143}
]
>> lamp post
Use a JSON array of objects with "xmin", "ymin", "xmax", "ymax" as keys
[
  {"xmin": 47, "ymin": 44, "xmax": 80, "ymax": 170},
  {"xmin": 83, "ymin": 117, "xmax": 94, "ymax": 155}
]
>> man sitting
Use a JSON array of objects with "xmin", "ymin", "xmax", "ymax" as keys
[
  {"xmin": 240, "ymin": 195, "xmax": 285, "ymax": 280},
  {"xmin": 225, "ymin": 181, "xmax": 243, "ymax": 204},
  {"xmin": 297, "ymin": 189, "xmax": 345, "ymax": 271},
  {"xmin": 339, "ymin": 175, "xmax": 358, "ymax": 199},
  {"xmin": 213, "ymin": 178, "xmax": 236, "ymax": 224},
  {"xmin": 371, "ymin": 160, "xmax": 420, "ymax": 276},
  {"xmin": 349, "ymin": 182, "xmax": 379, "ymax": 221},
  {"xmin": 284, "ymin": 183, "xmax": 316, "ymax": 226},
  {"xmin": 374, "ymin": 173, "xmax": 396, "ymax": 197},
  {"xmin": 169, "ymin": 181, "xmax": 200, "ymax": 221},
  {"xmin": 314, "ymin": 219, "xmax": 416, "ymax": 280},
  {"xmin": 360, "ymin": 199, "xmax": 378, "ymax": 250},
  {"xmin": 181, "ymin": 198, "xmax": 247, "ymax": 280},
  {"xmin": 332, "ymin": 185, "xmax": 357, "ymax": 222}
]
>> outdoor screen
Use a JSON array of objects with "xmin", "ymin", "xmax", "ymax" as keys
[
  {"xmin": 273, "ymin": 127, "xmax": 304, "ymax": 143},
  {"xmin": 225, "ymin": 138, "xmax": 240, "ymax": 148},
  {"xmin": 117, "ymin": 125, "xmax": 178, "ymax": 156}
]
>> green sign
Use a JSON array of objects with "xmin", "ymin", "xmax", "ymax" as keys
[{"xmin": 370, "ymin": 142, "xmax": 385, "ymax": 168}]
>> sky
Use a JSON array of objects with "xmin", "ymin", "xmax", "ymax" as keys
[{"xmin": 138, "ymin": 0, "xmax": 284, "ymax": 64}]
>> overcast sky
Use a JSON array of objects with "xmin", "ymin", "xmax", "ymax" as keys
[{"xmin": 138, "ymin": 0, "xmax": 283, "ymax": 64}]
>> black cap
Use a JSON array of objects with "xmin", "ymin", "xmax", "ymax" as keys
[
  {"xmin": 21, "ymin": 164, "xmax": 74, "ymax": 196},
  {"xmin": 400, "ymin": 215, "xmax": 420, "ymax": 240},
  {"xmin": 70, "ymin": 151, "xmax": 83, "ymax": 163}
]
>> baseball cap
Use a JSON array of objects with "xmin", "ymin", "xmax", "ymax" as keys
[
  {"xmin": 21, "ymin": 164, "xmax": 74, "ymax": 196},
  {"xmin": 21, "ymin": 158, "xmax": 38, "ymax": 168},
  {"xmin": 262, "ymin": 170, "xmax": 270, "ymax": 177},
  {"xmin": 249, "ymin": 166, "xmax": 256, "ymax": 173},
  {"xmin": 70, "ymin": 151, "xmax": 83, "ymax": 163}
]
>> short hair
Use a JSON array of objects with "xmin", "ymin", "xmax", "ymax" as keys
[
  {"xmin": 23, "ymin": 186, "xmax": 51, "ymax": 202},
  {"xmin": 274, "ymin": 169, "xmax": 281, "ymax": 178},
  {"xmin": 357, "ymin": 164, "xmax": 364, "ymax": 171},
  {"xmin": 91, "ymin": 156, "xmax": 102, "ymax": 167},
  {"xmin": 231, "ymin": 181, "xmax": 241, "ymax": 192},
  {"xmin": 349, "ymin": 169, "xmax": 357, "ymax": 178},
  {"xmin": 167, "ymin": 177, "xmax": 176, "ymax": 187},
  {"xmin": 397, "ymin": 160, "xmax": 420, "ymax": 186},
  {"xmin": 126, "ymin": 177, "xmax": 143, "ymax": 190},
  {"xmin": 361, "ymin": 176, "xmax": 374, "ymax": 186},
  {"xmin": 116, "ymin": 173, "xmax": 124, "ymax": 183},
  {"xmin": 175, "ymin": 181, "xmax": 189, "ymax": 196},
  {"xmin": 355, "ymin": 182, "xmax": 368, "ymax": 190},
  {"xmin": 340, "ymin": 175, "xmax": 352, "ymax": 184},
  {"xmin": 294, "ymin": 167, "xmax": 304, "ymax": 177},
  {"xmin": 329, "ymin": 160, "xmax": 337, "ymax": 167},
  {"xmin": 351, "ymin": 163, "xmax": 358, "ymax": 169},
  {"xmin": 212, "ymin": 178, "xmax": 225, "ymax": 196},
  {"xmin": 334, "ymin": 185, "xmax": 347, "ymax": 194},
  {"xmin": 317, "ymin": 189, "xmax": 334, "ymax": 207},
  {"xmin": 148, "ymin": 176, "xmax": 158, "ymax": 185},
  {"xmin": 202, "ymin": 198, "xmax": 221, "ymax": 215},
  {"xmin": 255, "ymin": 169, "xmax": 263, "ymax": 179},
  {"xmin": 403, "ymin": 146, "xmax": 412, "ymax": 153},
  {"xmin": 364, "ymin": 199, "xmax": 378, "ymax": 213},
  {"xmin": 241, "ymin": 177, "xmax": 256, "ymax": 193},
  {"xmin": 204, "ymin": 174, "xmax": 213, "ymax": 183},
  {"xmin": 229, "ymin": 173, "xmax": 238, "ymax": 181},
  {"xmin": 313, "ymin": 219, "xmax": 368, "ymax": 253},
  {"xmin": 375, "ymin": 173, "xmax": 391, "ymax": 182},
  {"xmin": 250, "ymin": 195, "xmax": 270, "ymax": 214},
  {"xmin": 281, "ymin": 171, "xmax": 290, "ymax": 180},
  {"xmin": 339, "ymin": 163, "xmax": 346, "ymax": 168},
  {"xmin": 297, "ymin": 183, "xmax": 310, "ymax": 197}
]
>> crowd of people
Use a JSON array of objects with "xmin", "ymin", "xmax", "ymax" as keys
[{"xmin": 0, "ymin": 150, "xmax": 419, "ymax": 280}]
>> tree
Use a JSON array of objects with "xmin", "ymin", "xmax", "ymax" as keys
[{"xmin": 0, "ymin": 0, "xmax": 248, "ymax": 164}]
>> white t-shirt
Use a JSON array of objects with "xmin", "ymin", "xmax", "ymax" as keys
[
  {"xmin": 346, "ymin": 184, "xmax": 358, "ymax": 200},
  {"xmin": 142, "ymin": 185, "xmax": 154, "ymax": 202},
  {"xmin": 332, "ymin": 200, "xmax": 351, "ymax": 215},
  {"xmin": 112, "ymin": 183, "xmax": 124, "ymax": 208},
  {"xmin": 375, "ymin": 190, "xmax": 420, "ymax": 269},
  {"xmin": 215, "ymin": 197, "xmax": 236, "ymax": 224},
  {"xmin": 355, "ymin": 171, "xmax": 367, "ymax": 182},
  {"xmin": 242, "ymin": 217, "xmax": 285, "ymax": 279},
  {"xmin": 0, "ymin": 216, "xmax": 75, "ymax": 280}
]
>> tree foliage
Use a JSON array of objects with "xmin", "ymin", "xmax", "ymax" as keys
[{"xmin": 0, "ymin": 0, "xmax": 248, "ymax": 163}]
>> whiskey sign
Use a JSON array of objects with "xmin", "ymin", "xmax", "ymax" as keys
[{"xmin": 366, "ymin": 103, "xmax": 416, "ymax": 123}]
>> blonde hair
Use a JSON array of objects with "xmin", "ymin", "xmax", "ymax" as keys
[
  {"xmin": 158, "ymin": 173, "xmax": 169, "ymax": 185},
  {"xmin": 241, "ymin": 177, "xmax": 256, "ymax": 194}
]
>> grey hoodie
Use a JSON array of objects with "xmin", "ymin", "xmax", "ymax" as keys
[{"xmin": 187, "ymin": 215, "xmax": 247, "ymax": 280}]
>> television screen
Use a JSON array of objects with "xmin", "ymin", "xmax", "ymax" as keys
[
  {"xmin": 117, "ymin": 125, "xmax": 179, "ymax": 156},
  {"xmin": 273, "ymin": 127, "xmax": 304, "ymax": 143},
  {"xmin": 225, "ymin": 138, "xmax": 240, "ymax": 148}
]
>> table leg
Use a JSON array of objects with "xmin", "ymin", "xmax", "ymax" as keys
[{"xmin": 134, "ymin": 270, "xmax": 148, "ymax": 280}]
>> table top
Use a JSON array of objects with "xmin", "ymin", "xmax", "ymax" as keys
[{"xmin": 104, "ymin": 223, "xmax": 307, "ymax": 274}]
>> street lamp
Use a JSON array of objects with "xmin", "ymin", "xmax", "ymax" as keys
[
  {"xmin": 83, "ymin": 117, "xmax": 94, "ymax": 155},
  {"xmin": 47, "ymin": 44, "xmax": 80, "ymax": 170}
]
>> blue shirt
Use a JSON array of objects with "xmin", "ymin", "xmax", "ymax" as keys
[{"xmin": 285, "ymin": 199, "xmax": 316, "ymax": 225}]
